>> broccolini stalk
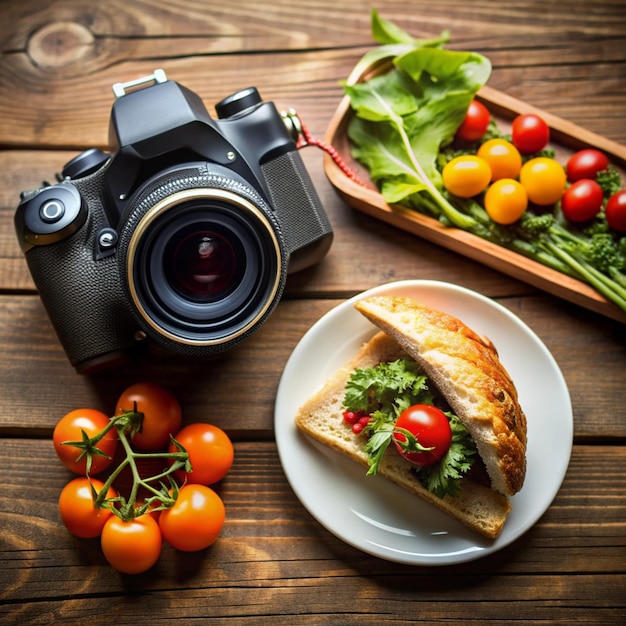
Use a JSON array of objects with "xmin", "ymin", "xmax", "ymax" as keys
[
  {"xmin": 541, "ymin": 239, "xmax": 626, "ymax": 312},
  {"xmin": 519, "ymin": 218, "xmax": 626, "ymax": 311}
]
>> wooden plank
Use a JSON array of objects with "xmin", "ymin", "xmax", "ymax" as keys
[
  {"xmin": 0, "ymin": 4, "xmax": 625, "ymax": 148},
  {"xmin": 0, "ymin": 148, "xmax": 533, "ymax": 296},
  {"xmin": 3, "ymin": 0, "xmax": 625, "ymax": 53},
  {"xmin": 1, "ymin": 440, "xmax": 624, "ymax": 619},
  {"xmin": 0, "ymin": 49, "xmax": 624, "ymax": 147},
  {"xmin": 0, "ymin": 295, "xmax": 624, "ymax": 439}
]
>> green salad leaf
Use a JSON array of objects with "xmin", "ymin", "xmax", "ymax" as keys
[{"xmin": 343, "ymin": 11, "xmax": 491, "ymax": 229}]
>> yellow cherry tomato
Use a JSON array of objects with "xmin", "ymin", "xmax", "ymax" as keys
[
  {"xmin": 519, "ymin": 157, "xmax": 566, "ymax": 205},
  {"xmin": 477, "ymin": 139, "xmax": 522, "ymax": 181},
  {"xmin": 442, "ymin": 155, "xmax": 492, "ymax": 198},
  {"xmin": 484, "ymin": 179, "xmax": 528, "ymax": 224}
]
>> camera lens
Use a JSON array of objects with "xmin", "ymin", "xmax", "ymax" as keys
[{"xmin": 121, "ymin": 180, "xmax": 286, "ymax": 354}]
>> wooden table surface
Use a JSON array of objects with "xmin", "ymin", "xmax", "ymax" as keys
[{"xmin": 1, "ymin": 1, "xmax": 625, "ymax": 623}]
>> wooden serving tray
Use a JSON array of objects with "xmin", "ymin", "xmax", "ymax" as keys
[{"xmin": 323, "ymin": 60, "xmax": 626, "ymax": 324}]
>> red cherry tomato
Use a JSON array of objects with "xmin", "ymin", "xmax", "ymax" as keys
[
  {"xmin": 159, "ymin": 484, "xmax": 226, "ymax": 552},
  {"xmin": 455, "ymin": 99, "xmax": 490, "ymax": 142},
  {"xmin": 511, "ymin": 113, "xmax": 550, "ymax": 154},
  {"xmin": 58, "ymin": 477, "xmax": 118, "ymax": 539},
  {"xmin": 566, "ymin": 149, "xmax": 610, "ymax": 183},
  {"xmin": 393, "ymin": 404, "xmax": 452, "ymax": 467},
  {"xmin": 100, "ymin": 514, "xmax": 162, "ymax": 574},
  {"xmin": 116, "ymin": 382, "xmax": 182, "ymax": 451},
  {"xmin": 53, "ymin": 409, "xmax": 117, "ymax": 475},
  {"xmin": 170, "ymin": 423, "xmax": 234, "ymax": 485},
  {"xmin": 605, "ymin": 190, "xmax": 626, "ymax": 232},
  {"xmin": 560, "ymin": 179, "xmax": 604, "ymax": 222}
]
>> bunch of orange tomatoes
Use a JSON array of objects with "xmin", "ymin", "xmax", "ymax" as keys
[{"xmin": 53, "ymin": 382, "xmax": 234, "ymax": 574}]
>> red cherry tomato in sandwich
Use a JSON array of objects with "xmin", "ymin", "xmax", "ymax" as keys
[
  {"xmin": 511, "ymin": 113, "xmax": 550, "ymax": 154},
  {"xmin": 455, "ymin": 99, "xmax": 490, "ymax": 142},
  {"xmin": 560, "ymin": 179, "xmax": 604, "ymax": 222},
  {"xmin": 566, "ymin": 149, "xmax": 610, "ymax": 183},
  {"xmin": 393, "ymin": 404, "xmax": 452, "ymax": 467},
  {"xmin": 605, "ymin": 190, "xmax": 626, "ymax": 232}
]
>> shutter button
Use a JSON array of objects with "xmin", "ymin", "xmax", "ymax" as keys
[{"xmin": 40, "ymin": 199, "xmax": 65, "ymax": 223}]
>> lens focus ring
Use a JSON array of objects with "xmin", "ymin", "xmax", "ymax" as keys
[{"xmin": 117, "ymin": 163, "xmax": 287, "ymax": 355}]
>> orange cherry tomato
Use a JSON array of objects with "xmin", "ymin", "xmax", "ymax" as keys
[
  {"xmin": 159, "ymin": 484, "xmax": 225, "ymax": 552},
  {"xmin": 170, "ymin": 423, "xmax": 234, "ymax": 485},
  {"xmin": 519, "ymin": 157, "xmax": 566, "ymax": 205},
  {"xmin": 100, "ymin": 514, "xmax": 162, "ymax": 574},
  {"xmin": 442, "ymin": 155, "xmax": 491, "ymax": 198},
  {"xmin": 53, "ymin": 409, "xmax": 117, "ymax": 475},
  {"xmin": 477, "ymin": 139, "xmax": 522, "ymax": 181},
  {"xmin": 58, "ymin": 477, "xmax": 118, "ymax": 539},
  {"xmin": 484, "ymin": 179, "xmax": 528, "ymax": 225},
  {"xmin": 116, "ymin": 382, "xmax": 182, "ymax": 451}
]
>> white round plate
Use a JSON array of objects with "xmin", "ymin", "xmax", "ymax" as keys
[{"xmin": 274, "ymin": 280, "xmax": 573, "ymax": 565}]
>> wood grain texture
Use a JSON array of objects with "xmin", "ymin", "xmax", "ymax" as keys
[
  {"xmin": 0, "ymin": 1, "xmax": 625, "ymax": 148},
  {"xmin": 0, "ymin": 296, "xmax": 624, "ymax": 439},
  {"xmin": 1, "ymin": 0, "xmax": 625, "ymax": 623},
  {"xmin": 1, "ymin": 441, "xmax": 625, "ymax": 623}
]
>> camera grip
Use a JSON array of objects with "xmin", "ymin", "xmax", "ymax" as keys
[
  {"xmin": 261, "ymin": 149, "xmax": 333, "ymax": 274},
  {"xmin": 25, "ymin": 224, "xmax": 138, "ymax": 373}
]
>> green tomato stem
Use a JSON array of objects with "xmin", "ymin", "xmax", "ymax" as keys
[{"xmin": 90, "ymin": 418, "xmax": 189, "ymax": 521}]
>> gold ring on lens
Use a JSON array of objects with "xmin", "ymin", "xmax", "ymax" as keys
[{"xmin": 126, "ymin": 188, "xmax": 282, "ymax": 345}]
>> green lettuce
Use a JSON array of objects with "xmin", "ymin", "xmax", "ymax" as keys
[{"xmin": 343, "ymin": 10, "xmax": 491, "ymax": 231}]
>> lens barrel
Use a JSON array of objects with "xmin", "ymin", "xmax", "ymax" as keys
[{"xmin": 118, "ymin": 165, "xmax": 285, "ymax": 356}]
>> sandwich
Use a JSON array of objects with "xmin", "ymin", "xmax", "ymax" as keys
[{"xmin": 294, "ymin": 295, "xmax": 527, "ymax": 539}]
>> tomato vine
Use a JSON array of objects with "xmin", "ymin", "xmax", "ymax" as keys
[
  {"xmin": 54, "ymin": 383, "xmax": 232, "ymax": 573},
  {"xmin": 60, "ymin": 403, "xmax": 189, "ymax": 521}
]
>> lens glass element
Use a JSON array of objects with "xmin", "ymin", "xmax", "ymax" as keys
[{"xmin": 167, "ymin": 229, "xmax": 237, "ymax": 300}]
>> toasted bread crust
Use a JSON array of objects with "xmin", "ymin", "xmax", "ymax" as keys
[
  {"xmin": 295, "ymin": 331, "xmax": 512, "ymax": 539},
  {"xmin": 354, "ymin": 296, "xmax": 527, "ymax": 496}
]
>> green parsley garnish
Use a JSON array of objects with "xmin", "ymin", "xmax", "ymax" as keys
[{"xmin": 343, "ymin": 358, "xmax": 476, "ymax": 498}]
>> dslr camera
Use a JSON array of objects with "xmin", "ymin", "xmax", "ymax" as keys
[{"xmin": 15, "ymin": 70, "xmax": 332, "ymax": 373}]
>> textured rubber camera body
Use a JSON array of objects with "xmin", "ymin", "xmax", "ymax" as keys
[{"xmin": 15, "ymin": 70, "xmax": 332, "ymax": 373}]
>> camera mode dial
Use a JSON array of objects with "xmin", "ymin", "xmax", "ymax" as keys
[
  {"xmin": 15, "ymin": 184, "xmax": 87, "ymax": 252},
  {"xmin": 215, "ymin": 87, "xmax": 262, "ymax": 119},
  {"xmin": 61, "ymin": 148, "xmax": 110, "ymax": 180}
]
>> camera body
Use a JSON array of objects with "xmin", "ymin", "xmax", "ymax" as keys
[{"xmin": 15, "ymin": 70, "xmax": 332, "ymax": 373}]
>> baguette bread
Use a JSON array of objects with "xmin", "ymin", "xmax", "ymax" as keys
[{"xmin": 295, "ymin": 296, "xmax": 528, "ymax": 539}]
